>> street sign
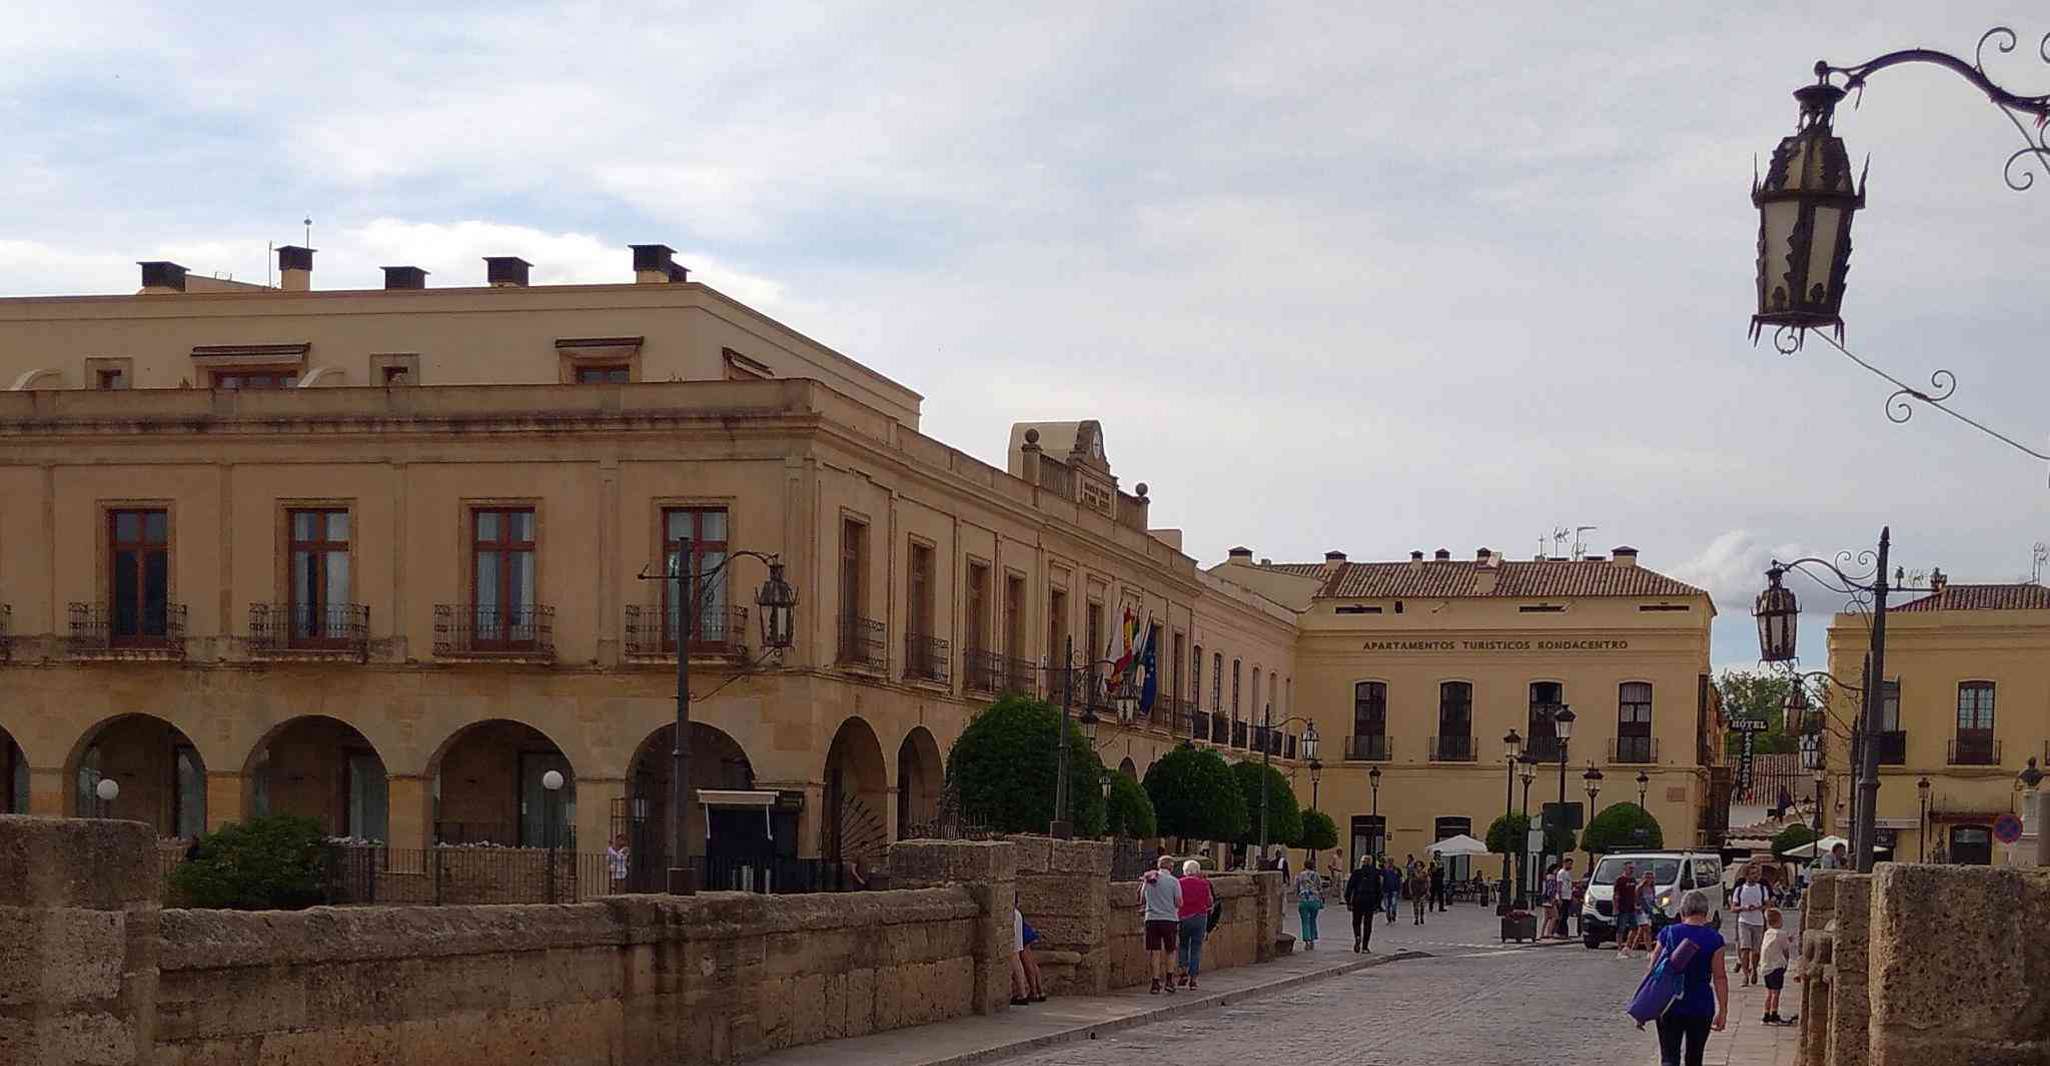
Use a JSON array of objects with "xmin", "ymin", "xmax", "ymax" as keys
[
  {"xmin": 1730, "ymin": 717, "xmax": 1771, "ymax": 733},
  {"xmin": 1993, "ymin": 812, "xmax": 2025, "ymax": 845},
  {"xmin": 1526, "ymin": 828, "xmax": 1546, "ymax": 853},
  {"xmin": 1542, "ymin": 801, "xmax": 1585, "ymax": 832}
]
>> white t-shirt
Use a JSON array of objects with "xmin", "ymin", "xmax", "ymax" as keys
[
  {"xmin": 1735, "ymin": 882, "xmax": 1769, "ymax": 925},
  {"xmin": 1554, "ymin": 868, "xmax": 1574, "ymax": 899}
]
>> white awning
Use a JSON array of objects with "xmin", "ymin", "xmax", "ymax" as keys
[{"xmin": 697, "ymin": 789, "xmax": 776, "ymax": 808}]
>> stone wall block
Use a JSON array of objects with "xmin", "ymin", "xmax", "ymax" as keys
[
  {"xmin": 886, "ymin": 839, "xmax": 1016, "ymax": 887},
  {"xmin": 1044, "ymin": 838, "xmax": 1113, "ymax": 876},
  {"xmin": 1824, "ymin": 872, "xmax": 1872, "ymax": 1066},
  {"xmin": 1868, "ymin": 864, "xmax": 2050, "ymax": 1066}
]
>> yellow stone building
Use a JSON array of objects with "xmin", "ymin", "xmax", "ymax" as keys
[
  {"xmin": 1824, "ymin": 577, "xmax": 2050, "ymax": 865},
  {"xmin": 0, "ymin": 244, "xmax": 1724, "ymax": 880}
]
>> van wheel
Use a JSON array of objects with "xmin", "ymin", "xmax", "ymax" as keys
[{"xmin": 1583, "ymin": 930, "xmax": 1602, "ymax": 949}]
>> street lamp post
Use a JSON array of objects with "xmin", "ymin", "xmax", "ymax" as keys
[
  {"xmin": 1582, "ymin": 764, "xmax": 1604, "ymax": 871},
  {"xmin": 1049, "ymin": 637, "xmax": 1110, "ymax": 840},
  {"xmin": 1307, "ymin": 757, "xmax": 1324, "ymax": 869},
  {"xmin": 1916, "ymin": 775, "xmax": 1932, "ymax": 863},
  {"xmin": 94, "ymin": 777, "xmax": 118, "ymax": 819},
  {"xmin": 1636, "ymin": 770, "xmax": 1649, "ymax": 809},
  {"xmin": 1368, "ymin": 765, "xmax": 1382, "ymax": 860},
  {"xmin": 1550, "ymin": 705, "xmax": 1577, "ymax": 873},
  {"xmin": 1258, "ymin": 702, "xmax": 1320, "ymax": 860},
  {"xmin": 542, "ymin": 769, "xmax": 565, "ymax": 904},
  {"xmin": 638, "ymin": 547, "xmax": 798, "ymax": 895},
  {"xmin": 1517, "ymin": 755, "xmax": 1538, "ymax": 907},
  {"xmin": 1501, "ymin": 730, "xmax": 1522, "ymax": 912},
  {"xmin": 1755, "ymin": 550, "xmax": 1920, "ymax": 874}
]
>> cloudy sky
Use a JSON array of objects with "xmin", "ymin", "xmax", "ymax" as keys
[{"xmin": 4, "ymin": 2, "xmax": 2048, "ymax": 669}]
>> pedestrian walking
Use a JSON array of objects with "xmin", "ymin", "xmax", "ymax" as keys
[
  {"xmin": 1174, "ymin": 859, "xmax": 1213, "ymax": 989},
  {"xmin": 1539, "ymin": 861, "xmax": 1559, "ymax": 935},
  {"xmin": 1758, "ymin": 907, "xmax": 1795, "ymax": 1025},
  {"xmin": 1139, "ymin": 855, "xmax": 1183, "ymax": 995},
  {"xmin": 1345, "ymin": 855, "xmax": 1382, "ymax": 953},
  {"xmin": 1406, "ymin": 855, "xmax": 1427, "ymax": 925},
  {"xmin": 1732, "ymin": 864, "xmax": 1769, "ymax": 985},
  {"xmin": 1612, "ymin": 861, "xmax": 1640, "ymax": 957},
  {"xmin": 1552, "ymin": 857, "xmax": 1577, "ymax": 938},
  {"xmin": 1380, "ymin": 859, "xmax": 1400, "ymax": 925},
  {"xmin": 1643, "ymin": 890, "xmax": 1728, "ymax": 1066},
  {"xmin": 1294, "ymin": 865, "xmax": 1324, "ymax": 949},
  {"xmin": 1632, "ymin": 869, "xmax": 1660, "ymax": 952},
  {"xmin": 1429, "ymin": 859, "xmax": 1447, "ymax": 912}
]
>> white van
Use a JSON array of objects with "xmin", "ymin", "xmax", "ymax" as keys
[{"xmin": 1577, "ymin": 851, "xmax": 1725, "ymax": 948}]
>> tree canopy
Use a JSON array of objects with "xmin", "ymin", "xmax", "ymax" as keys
[
  {"xmin": 1230, "ymin": 759, "xmax": 1302, "ymax": 848},
  {"xmin": 1143, "ymin": 746, "xmax": 1247, "ymax": 844},
  {"xmin": 1717, "ymin": 668, "xmax": 1805, "ymax": 755},
  {"xmin": 947, "ymin": 694, "xmax": 1106, "ymax": 837},
  {"xmin": 1772, "ymin": 823, "xmax": 1822, "ymax": 858},
  {"xmin": 1298, "ymin": 809, "xmax": 1339, "ymax": 851},
  {"xmin": 1580, "ymin": 802, "xmax": 1664, "ymax": 854},
  {"xmin": 1484, "ymin": 811, "xmax": 1574, "ymax": 858},
  {"xmin": 170, "ymin": 815, "xmax": 328, "ymax": 910},
  {"xmin": 1104, "ymin": 770, "xmax": 1159, "ymax": 839}
]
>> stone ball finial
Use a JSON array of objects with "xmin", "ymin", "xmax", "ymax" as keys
[
  {"xmin": 1024, "ymin": 428, "xmax": 1040, "ymax": 444},
  {"xmin": 1135, "ymin": 482, "xmax": 1148, "ymax": 497}
]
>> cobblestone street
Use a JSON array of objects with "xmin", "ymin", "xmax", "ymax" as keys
[{"xmin": 994, "ymin": 904, "xmax": 1799, "ymax": 1066}]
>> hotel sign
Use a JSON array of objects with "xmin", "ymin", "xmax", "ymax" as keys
[{"xmin": 1360, "ymin": 639, "xmax": 1632, "ymax": 652}]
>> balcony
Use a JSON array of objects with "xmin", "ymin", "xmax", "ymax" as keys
[
  {"xmin": 68, "ymin": 602, "xmax": 187, "ymax": 659},
  {"xmin": 622, "ymin": 604, "xmax": 749, "ymax": 660},
  {"xmin": 1190, "ymin": 709, "xmax": 1211, "ymax": 740},
  {"xmin": 1524, "ymin": 736, "xmax": 1563, "ymax": 763},
  {"xmin": 964, "ymin": 649, "xmax": 1004, "ymax": 694},
  {"xmin": 1211, "ymin": 713, "xmax": 1230, "ymax": 744},
  {"xmin": 1252, "ymin": 724, "xmax": 1271, "ymax": 754},
  {"xmin": 1344, "ymin": 735, "xmax": 1391, "ymax": 762},
  {"xmin": 1282, "ymin": 733, "xmax": 1297, "ymax": 759},
  {"xmin": 1004, "ymin": 655, "xmax": 1037, "ymax": 696},
  {"xmin": 1947, "ymin": 736, "xmax": 2001, "ymax": 766},
  {"xmin": 905, "ymin": 633, "xmax": 950, "ymax": 685},
  {"xmin": 1608, "ymin": 736, "xmax": 1659, "ymax": 765},
  {"xmin": 836, "ymin": 615, "xmax": 887, "ymax": 671},
  {"xmin": 1875, "ymin": 730, "xmax": 1907, "ymax": 766},
  {"xmin": 1231, "ymin": 719, "xmax": 1248, "ymax": 748},
  {"xmin": 248, "ymin": 603, "xmax": 370, "ymax": 661},
  {"xmin": 1429, "ymin": 734, "xmax": 1476, "ymax": 762},
  {"xmin": 433, "ymin": 604, "xmax": 555, "ymax": 661}
]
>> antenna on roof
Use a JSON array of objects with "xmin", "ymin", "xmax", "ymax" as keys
[
  {"xmin": 266, "ymin": 241, "xmax": 273, "ymax": 288},
  {"xmin": 2033, "ymin": 542, "xmax": 2047, "ymax": 584},
  {"xmin": 1573, "ymin": 526, "xmax": 1598, "ymax": 559}
]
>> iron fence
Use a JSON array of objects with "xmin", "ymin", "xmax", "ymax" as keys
[
  {"xmin": 1429, "ymin": 734, "xmax": 1476, "ymax": 762},
  {"xmin": 1004, "ymin": 655, "xmax": 1037, "ymax": 696},
  {"xmin": 1524, "ymin": 736, "xmax": 1564, "ymax": 764},
  {"xmin": 837, "ymin": 615, "xmax": 886, "ymax": 670},
  {"xmin": 248, "ymin": 602, "xmax": 370, "ymax": 658},
  {"xmin": 1345, "ymin": 735, "xmax": 1391, "ymax": 761},
  {"xmin": 1608, "ymin": 736, "xmax": 1659, "ymax": 764},
  {"xmin": 964, "ymin": 648, "xmax": 1004, "ymax": 693},
  {"xmin": 1212, "ymin": 714, "xmax": 1230, "ymax": 744},
  {"xmin": 1948, "ymin": 736, "xmax": 2001, "ymax": 766},
  {"xmin": 68, "ymin": 601, "xmax": 186, "ymax": 657},
  {"xmin": 1109, "ymin": 838, "xmax": 1152, "ymax": 881},
  {"xmin": 1231, "ymin": 719, "xmax": 1248, "ymax": 748},
  {"xmin": 433, "ymin": 604, "xmax": 555, "ymax": 658},
  {"xmin": 623, "ymin": 603, "xmax": 749, "ymax": 658},
  {"xmin": 905, "ymin": 632, "xmax": 950, "ymax": 683}
]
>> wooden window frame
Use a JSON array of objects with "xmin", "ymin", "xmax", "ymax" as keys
[
  {"xmin": 287, "ymin": 507, "xmax": 353, "ymax": 648},
  {"xmin": 107, "ymin": 507, "xmax": 171, "ymax": 646},
  {"xmin": 964, "ymin": 561, "xmax": 990, "ymax": 656},
  {"xmin": 1956, "ymin": 681, "xmax": 1996, "ymax": 734},
  {"xmin": 662, "ymin": 506, "xmax": 730, "ymax": 653},
  {"xmin": 840, "ymin": 518, "xmax": 869, "ymax": 622},
  {"xmin": 1354, "ymin": 681, "xmax": 1388, "ymax": 737},
  {"xmin": 470, "ymin": 507, "xmax": 537, "ymax": 650},
  {"xmin": 1438, "ymin": 681, "xmax": 1473, "ymax": 738}
]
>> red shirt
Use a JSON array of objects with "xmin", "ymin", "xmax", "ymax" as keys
[
  {"xmin": 1178, "ymin": 875, "xmax": 1213, "ymax": 920},
  {"xmin": 1613, "ymin": 876, "xmax": 1637, "ymax": 911}
]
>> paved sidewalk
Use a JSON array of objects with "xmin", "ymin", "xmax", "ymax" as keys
[{"xmin": 752, "ymin": 901, "xmax": 1563, "ymax": 1066}]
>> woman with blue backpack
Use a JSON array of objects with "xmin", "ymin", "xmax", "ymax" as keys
[{"xmin": 1626, "ymin": 889, "xmax": 1728, "ymax": 1066}]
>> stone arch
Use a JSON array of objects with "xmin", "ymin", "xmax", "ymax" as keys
[
  {"xmin": 894, "ymin": 726, "xmax": 943, "ymax": 839},
  {"xmin": 621, "ymin": 722, "xmax": 757, "ymax": 879},
  {"xmin": 0, "ymin": 724, "xmax": 26, "ymax": 814},
  {"xmin": 823, "ymin": 717, "xmax": 888, "ymax": 867},
  {"xmin": 64, "ymin": 713, "xmax": 208, "ymax": 835},
  {"xmin": 427, "ymin": 719, "xmax": 575, "ymax": 847},
  {"xmin": 1118, "ymin": 756, "xmax": 1138, "ymax": 780},
  {"xmin": 241, "ymin": 715, "xmax": 389, "ymax": 841}
]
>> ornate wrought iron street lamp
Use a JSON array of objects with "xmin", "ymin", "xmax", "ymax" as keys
[
  {"xmin": 1581, "ymin": 764, "xmax": 1604, "ymax": 870},
  {"xmin": 1259, "ymin": 704, "xmax": 1319, "ymax": 858},
  {"xmin": 1517, "ymin": 754, "xmax": 1539, "ymax": 907},
  {"xmin": 1754, "ymin": 566, "xmax": 1800, "ymax": 664},
  {"xmin": 1635, "ymin": 770, "xmax": 1650, "ymax": 808},
  {"xmin": 1916, "ymin": 775, "xmax": 1932, "ymax": 862},
  {"xmin": 1500, "ymin": 730, "xmax": 1522, "ymax": 910}
]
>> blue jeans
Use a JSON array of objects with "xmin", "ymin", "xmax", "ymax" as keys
[
  {"xmin": 1384, "ymin": 894, "xmax": 1398, "ymax": 921},
  {"xmin": 1176, "ymin": 915, "xmax": 1208, "ymax": 977},
  {"xmin": 1299, "ymin": 901, "xmax": 1321, "ymax": 943}
]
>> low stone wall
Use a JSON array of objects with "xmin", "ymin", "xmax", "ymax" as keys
[
  {"xmin": 1866, "ymin": 864, "xmax": 2050, "ymax": 1066},
  {"xmin": 1102, "ymin": 873, "xmax": 1267, "ymax": 989}
]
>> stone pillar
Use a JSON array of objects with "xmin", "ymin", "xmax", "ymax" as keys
[
  {"xmin": 203, "ymin": 769, "xmax": 246, "ymax": 833},
  {"xmin": 1796, "ymin": 873, "xmax": 1839, "ymax": 1066},
  {"xmin": 1252, "ymin": 869, "xmax": 1283, "ymax": 962},
  {"xmin": 1006, "ymin": 836, "xmax": 1111, "ymax": 994},
  {"xmin": 1824, "ymin": 872, "xmax": 1872, "ymax": 1066},
  {"xmin": 887, "ymin": 839, "xmax": 1017, "ymax": 1016},
  {"xmin": 0, "ymin": 816, "xmax": 160, "ymax": 1064},
  {"xmin": 1867, "ymin": 864, "xmax": 2050, "ymax": 1066},
  {"xmin": 386, "ymin": 773, "xmax": 433, "ymax": 850}
]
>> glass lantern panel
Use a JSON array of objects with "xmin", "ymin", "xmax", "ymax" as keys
[{"xmin": 1805, "ymin": 205, "xmax": 1844, "ymax": 304}]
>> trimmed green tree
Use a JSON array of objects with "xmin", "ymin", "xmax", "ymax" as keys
[
  {"xmin": 1298, "ymin": 809, "xmax": 1339, "ymax": 852},
  {"xmin": 1143, "ymin": 745, "xmax": 1248, "ymax": 846},
  {"xmin": 1771, "ymin": 823, "xmax": 1821, "ymax": 858},
  {"xmin": 1580, "ymin": 802, "xmax": 1664, "ymax": 854},
  {"xmin": 170, "ymin": 815, "xmax": 328, "ymax": 910},
  {"xmin": 947, "ymin": 694, "xmax": 1107, "ymax": 837},
  {"xmin": 1230, "ymin": 760, "xmax": 1302, "ymax": 850},
  {"xmin": 1104, "ymin": 771, "xmax": 1159, "ymax": 839},
  {"xmin": 1484, "ymin": 811, "xmax": 1574, "ymax": 859}
]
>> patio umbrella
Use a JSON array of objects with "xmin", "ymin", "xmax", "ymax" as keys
[
  {"xmin": 1781, "ymin": 834, "xmax": 1849, "ymax": 859},
  {"xmin": 1427, "ymin": 833, "xmax": 1491, "ymax": 857}
]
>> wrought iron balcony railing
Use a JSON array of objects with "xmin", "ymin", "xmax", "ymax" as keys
[
  {"xmin": 433, "ymin": 604, "xmax": 555, "ymax": 659},
  {"xmin": 1947, "ymin": 735, "xmax": 2001, "ymax": 766},
  {"xmin": 1345, "ymin": 735, "xmax": 1391, "ymax": 761},
  {"xmin": 1608, "ymin": 736, "xmax": 1659, "ymax": 765},
  {"xmin": 836, "ymin": 615, "xmax": 886, "ymax": 671},
  {"xmin": 1231, "ymin": 719, "xmax": 1248, "ymax": 748},
  {"xmin": 1524, "ymin": 736, "xmax": 1564, "ymax": 764},
  {"xmin": 1282, "ymin": 733, "xmax": 1296, "ymax": 759},
  {"xmin": 623, "ymin": 604, "xmax": 748, "ymax": 658},
  {"xmin": 964, "ymin": 649, "xmax": 1004, "ymax": 693},
  {"xmin": 1252, "ymin": 724, "xmax": 1271, "ymax": 753},
  {"xmin": 1875, "ymin": 730, "xmax": 1907, "ymax": 765},
  {"xmin": 249, "ymin": 603, "xmax": 369, "ymax": 659},
  {"xmin": 1176, "ymin": 699, "xmax": 1198, "ymax": 736},
  {"xmin": 1004, "ymin": 655, "xmax": 1037, "ymax": 696},
  {"xmin": 1429, "ymin": 734, "xmax": 1476, "ymax": 762},
  {"xmin": 1212, "ymin": 713, "xmax": 1230, "ymax": 744},
  {"xmin": 905, "ymin": 632, "xmax": 950, "ymax": 684},
  {"xmin": 68, "ymin": 602, "xmax": 187, "ymax": 657}
]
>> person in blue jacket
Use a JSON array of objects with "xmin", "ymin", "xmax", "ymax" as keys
[{"xmin": 1379, "ymin": 858, "xmax": 1401, "ymax": 924}]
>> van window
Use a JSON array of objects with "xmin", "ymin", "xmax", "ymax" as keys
[
  {"xmin": 1592, "ymin": 856, "xmax": 1680, "ymax": 885},
  {"xmin": 1677, "ymin": 862, "xmax": 1696, "ymax": 890}
]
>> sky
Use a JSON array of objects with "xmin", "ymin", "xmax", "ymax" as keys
[{"xmin": 3, "ymin": 2, "xmax": 2048, "ymax": 672}]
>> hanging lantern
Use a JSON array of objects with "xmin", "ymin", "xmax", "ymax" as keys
[
  {"xmin": 754, "ymin": 560, "xmax": 798, "ymax": 650},
  {"xmin": 1751, "ymin": 77, "xmax": 1867, "ymax": 349},
  {"xmin": 1754, "ymin": 565, "xmax": 1801, "ymax": 662}
]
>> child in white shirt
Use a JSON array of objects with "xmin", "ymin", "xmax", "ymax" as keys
[{"xmin": 1758, "ymin": 907, "xmax": 1797, "ymax": 1025}]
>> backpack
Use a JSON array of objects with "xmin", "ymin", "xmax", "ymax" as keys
[{"xmin": 1625, "ymin": 932, "xmax": 1702, "ymax": 1027}]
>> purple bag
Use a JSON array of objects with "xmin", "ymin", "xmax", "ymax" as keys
[{"xmin": 1624, "ymin": 936, "xmax": 1700, "ymax": 1028}]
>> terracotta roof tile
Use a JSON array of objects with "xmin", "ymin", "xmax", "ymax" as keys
[
  {"xmin": 1256, "ymin": 558, "xmax": 1706, "ymax": 600},
  {"xmin": 1891, "ymin": 583, "xmax": 2050, "ymax": 612}
]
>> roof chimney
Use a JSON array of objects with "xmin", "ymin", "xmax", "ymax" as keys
[
  {"xmin": 484, "ymin": 257, "xmax": 531, "ymax": 288},
  {"xmin": 1476, "ymin": 547, "xmax": 1492, "ymax": 561},
  {"xmin": 1434, "ymin": 548, "xmax": 1451, "ymax": 561},
  {"xmin": 631, "ymin": 243, "xmax": 688, "ymax": 284},
  {"xmin": 1611, "ymin": 545, "xmax": 1640, "ymax": 568},
  {"xmin": 1324, "ymin": 550, "xmax": 1347, "ymax": 562},
  {"xmin": 277, "ymin": 245, "xmax": 314, "ymax": 292},
  {"xmin": 382, "ymin": 266, "xmax": 428, "ymax": 290},
  {"xmin": 1226, "ymin": 546, "xmax": 1254, "ymax": 565},
  {"xmin": 1930, "ymin": 567, "xmax": 1948, "ymax": 593},
  {"xmin": 138, "ymin": 261, "xmax": 187, "ymax": 294}
]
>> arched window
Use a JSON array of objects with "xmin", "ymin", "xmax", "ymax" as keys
[{"xmin": 1617, "ymin": 683, "xmax": 1653, "ymax": 763}]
